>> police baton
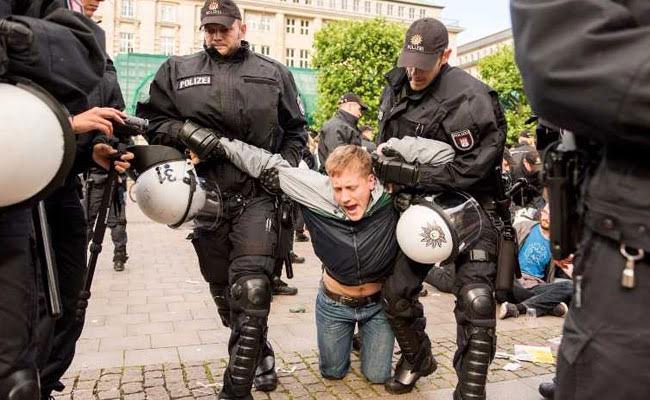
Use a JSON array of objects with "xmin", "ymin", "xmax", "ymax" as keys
[
  {"xmin": 76, "ymin": 151, "xmax": 124, "ymax": 322},
  {"xmin": 33, "ymin": 201, "xmax": 62, "ymax": 318}
]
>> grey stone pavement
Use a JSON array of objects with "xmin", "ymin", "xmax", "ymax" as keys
[{"xmin": 54, "ymin": 201, "xmax": 564, "ymax": 399}]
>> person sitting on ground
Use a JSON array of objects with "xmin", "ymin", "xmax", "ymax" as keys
[
  {"xmin": 499, "ymin": 204, "xmax": 573, "ymax": 319},
  {"xmin": 211, "ymin": 135, "xmax": 454, "ymax": 384}
]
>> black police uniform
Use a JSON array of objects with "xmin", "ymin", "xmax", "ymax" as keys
[
  {"xmin": 317, "ymin": 109, "xmax": 361, "ymax": 170},
  {"xmin": 0, "ymin": 1, "xmax": 104, "ymax": 398},
  {"xmin": 377, "ymin": 64, "xmax": 506, "ymax": 399},
  {"xmin": 37, "ymin": 20, "xmax": 122, "ymax": 399},
  {"xmin": 137, "ymin": 41, "xmax": 306, "ymax": 399},
  {"xmin": 512, "ymin": 1, "xmax": 650, "ymax": 399}
]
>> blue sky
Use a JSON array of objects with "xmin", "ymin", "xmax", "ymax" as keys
[{"xmin": 439, "ymin": 0, "xmax": 512, "ymax": 45}]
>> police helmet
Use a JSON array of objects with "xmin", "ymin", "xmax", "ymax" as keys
[
  {"xmin": 0, "ymin": 79, "xmax": 75, "ymax": 207},
  {"xmin": 396, "ymin": 191, "xmax": 482, "ymax": 265}
]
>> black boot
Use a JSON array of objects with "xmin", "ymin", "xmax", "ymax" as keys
[
  {"xmin": 113, "ymin": 252, "xmax": 128, "ymax": 271},
  {"xmin": 539, "ymin": 379, "xmax": 556, "ymax": 399},
  {"xmin": 253, "ymin": 339, "xmax": 277, "ymax": 392},
  {"xmin": 272, "ymin": 276, "xmax": 298, "ymax": 296},
  {"xmin": 290, "ymin": 251, "xmax": 305, "ymax": 264},
  {"xmin": 384, "ymin": 318, "xmax": 437, "ymax": 394},
  {"xmin": 295, "ymin": 230, "xmax": 309, "ymax": 242}
]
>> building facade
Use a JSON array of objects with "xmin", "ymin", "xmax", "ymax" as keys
[
  {"xmin": 94, "ymin": 0, "xmax": 462, "ymax": 66},
  {"xmin": 456, "ymin": 28, "xmax": 513, "ymax": 78}
]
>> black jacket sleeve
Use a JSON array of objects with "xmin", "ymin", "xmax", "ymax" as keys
[
  {"xmin": 6, "ymin": 8, "xmax": 105, "ymax": 114},
  {"xmin": 417, "ymin": 91, "xmax": 506, "ymax": 193},
  {"xmin": 276, "ymin": 67, "xmax": 307, "ymax": 167},
  {"xmin": 136, "ymin": 59, "xmax": 185, "ymax": 151},
  {"xmin": 511, "ymin": 0, "xmax": 650, "ymax": 146}
]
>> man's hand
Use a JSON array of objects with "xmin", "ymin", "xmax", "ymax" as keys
[
  {"xmin": 393, "ymin": 192, "xmax": 413, "ymax": 212},
  {"xmin": 553, "ymin": 254, "xmax": 575, "ymax": 277},
  {"xmin": 92, "ymin": 144, "xmax": 134, "ymax": 173},
  {"xmin": 72, "ymin": 107, "xmax": 126, "ymax": 136},
  {"xmin": 372, "ymin": 153, "xmax": 420, "ymax": 187},
  {"xmin": 178, "ymin": 120, "xmax": 225, "ymax": 162},
  {"xmin": 259, "ymin": 168, "xmax": 282, "ymax": 195},
  {"xmin": 0, "ymin": 19, "xmax": 33, "ymax": 52}
]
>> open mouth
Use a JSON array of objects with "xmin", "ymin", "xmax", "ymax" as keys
[{"xmin": 344, "ymin": 205, "xmax": 358, "ymax": 214}]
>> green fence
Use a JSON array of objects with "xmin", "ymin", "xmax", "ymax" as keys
[{"xmin": 114, "ymin": 53, "xmax": 318, "ymax": 125}]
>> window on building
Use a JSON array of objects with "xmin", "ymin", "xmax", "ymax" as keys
[
  {"xmin": 398, "ymin": 6, "xmax": 404, "ymax": 17},
  {"xmin": 419, "ymin": 8, "xmax": 426, "ymax": 18},
  {"xmin": 293, "ymin": 0, "xmax": 299, "ymax": 3},
  {"xmin": 329, "ymin": 0, "xmax": 335, "ymax": 8},
  {"xmin": 341, "ymin": 0, "xmax": 347, "ymax": 10},
  {"xmin": 160, "ymin": 35, "xmax": 174, "ymax": 56},
  {"xmin": 119, "ymin": 32, "xmax": 134, "ymax": 53},
  {"xmin": 305, "ymin": 0, "xmax": 312, "ymax": 4},
  {"xmin": 121, "ymin": 0, "xmax": 134, "ymax": 17},
  {"xmin": 375, "ymin": 2, "xmax": 382, "ymax": 15},
  {"xmin": 286, "ymin": 18, "xmax": 296, "ymax": 34},
  {"xmin": 317, "ymin": 0, "xmax": 323, "ymax": 6},
  {"xmin": 299, "ymin": 49, "xmax": 310, "ymax": 68},
  {"xmin": 352, "ymin": 0, "xmax": 359, "ymax": 11},
  {"xmin": 386, "ymin": 4, "xmax": 392, "ymax": 15},
  {"xmin": 159, "ymin": 4, "xmax": 175, "ymax": 23},
  {"xmin": 300, "ymin": 19, "xmax": 310, "ymax": 35},
  {"xmin": 364, "ymin": 1, "xmax": 371, "ymax": 13},
  {"xmin": 261, "ymin": 45, "xmax": 271, "ymax": 56},
  {"xmin": 249, "ymin": 14, "xmax": 272, "ymax": 32},
  {"xmin": 286, "ymin": 48, "xmax": 295, "ymax": 67},
  {"xmin": 408, "ymin": 7, "xmax": 414, "ymax": 19}
]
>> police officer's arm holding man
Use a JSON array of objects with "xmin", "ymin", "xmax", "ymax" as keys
[
  {"xmin": 511, "ymin": 1, "xmax": 650, "ymax": 399},
  {"xmin": 136, "ymin": 0, "xmax": 306, "ymax": 398},
  {"xmin": 374, "ymin": 18, "xmax": 506, "ymax": 399}
]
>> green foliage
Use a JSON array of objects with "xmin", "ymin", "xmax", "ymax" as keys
[
  {"xmin": 478, "ymin": 46, "xmax": 532, "ymax": 145},
  {"xmin": 312, "ymin": 18, "xmax": 405, "ymax": 134}
]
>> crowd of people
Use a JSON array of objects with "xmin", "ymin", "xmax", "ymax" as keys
[{"xmin": 2, "ymin": 0, "xmax": 649, "ymax": 399}]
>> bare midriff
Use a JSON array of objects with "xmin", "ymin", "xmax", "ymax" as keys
[{"xmin": 322, "ymin": 271, "xmax": 382, "ymax": 297}]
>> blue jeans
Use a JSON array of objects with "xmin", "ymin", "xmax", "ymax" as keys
[{"xmin": 315, "ymin": 288, "xmax": 395, "ymax": 383}]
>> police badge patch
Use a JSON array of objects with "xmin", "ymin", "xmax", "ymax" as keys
[{"xmin": 450, "ymin": 129, "xmax": 475, "ymax": 151}]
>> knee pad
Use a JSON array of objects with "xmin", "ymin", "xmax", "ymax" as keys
[
  {"xmin": 230, "ymin": 275, "xmax": 271, "ymax": 318},
  {"xmin": 0, "ymin": 369, "xmax": 40, "ymax": 400},
  {"xmin": 459, "ymin": 284, "xmax": 495, "ymax": 327}
]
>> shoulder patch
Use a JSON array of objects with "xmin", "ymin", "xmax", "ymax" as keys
[
  {"xmin": 177, "ymin": 75, "xmax": 212, "ymax": 90},
  {"xmin": 449, "ymin": 129, "xmax": 475, "ymax": 151}
]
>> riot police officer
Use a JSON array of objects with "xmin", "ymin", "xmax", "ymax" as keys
[
  {"xmin": 375, "ymin": 18, "xmax": 507, "ymax": 399},
  {"xmin": 512, "ymin": 1, "xmax": 650, "ymax": 399},
  {"xmin": 136, "ymin": 0, "xmax": 306, "ymax": 398},
  {"xmin": 0, "ymin": 0, "xmax": 107, "ymax": 398}
]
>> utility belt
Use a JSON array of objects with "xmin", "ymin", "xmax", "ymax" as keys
[{"xmin": 320, "ymin": 281, "xmax": 382, "ymax": 308}]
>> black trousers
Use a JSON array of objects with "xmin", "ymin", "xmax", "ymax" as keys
[
  {"xmin": 556, "ymin": 229, "xmax": 650, "ymax": 400},
  {"xmin": 190, "ymin": 195, "xmax": 277, "ymax": 398},
  {"xmin": 38, "ymin": 186, "xmax": 88, "ymax": 396},
  {"xmin": 0, "ymin": 206, "xmax": 39, "ymax": 381},
  {"xmin": 382, "ymin": 210, "xmax": 498, "ymax": 392}
]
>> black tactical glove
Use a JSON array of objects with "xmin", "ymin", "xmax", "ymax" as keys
[
  {"xmin": 372, "ymin": 153, "xmax": 420, "ymax": 187},
  {"xmin": 178, "ymin": 120, "xmax": 225, "ymax": 161},
  {"xmin": 259, "ymin": 168, "xmax": 282, "ymax": 195},
  {"xmin": 0, "ymin": 19, "xmax": 33, "ymax": 52},
  {"xmin": 393, "ymin": 192, "xmax": 413, "ymax": 212}
]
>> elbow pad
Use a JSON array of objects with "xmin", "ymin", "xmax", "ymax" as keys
[{"xmin": 178, "ymin": 120, "xmax": 225, "ymax": 161}]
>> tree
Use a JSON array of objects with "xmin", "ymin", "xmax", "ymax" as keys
[
  {"xmin": 478, "ymin": 46, "xmax": 532, "ymax": 145},
  {"xmin": 311, "ymin": 18, "xmax": 405, "ymax": 134}
]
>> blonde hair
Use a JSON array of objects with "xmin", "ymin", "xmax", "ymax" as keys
[{"xmin": 325, "ymin": 145, "xmax": 372, "ymax": 177}]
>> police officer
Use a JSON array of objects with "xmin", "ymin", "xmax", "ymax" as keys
[
  {"xmin": 511, "ymin": 1, "xmax": 650, "ymax": 399},
  {"xmin": 375, "ymin": 18, "xmax": 507, "ymax": 399},
  {"xmin": 0, "ymin": 0, "xmax": 108, "ymax": 397},
  {"xmin": 317, "ymin": 92, "xmax": 368, "ymax": 170},
  {"xmin": 136, "ymin": 0, "xmax": 306, "ymax": 398}
]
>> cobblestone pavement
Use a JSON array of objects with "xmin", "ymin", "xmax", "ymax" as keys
[{"xmin": 54, "ymin": 202, "xmax": 563, "ymax": 399}]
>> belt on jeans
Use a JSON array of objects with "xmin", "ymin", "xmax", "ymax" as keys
[{"xmin": 321, "ymin": 282, "xmax": 382, "ymax": 308}]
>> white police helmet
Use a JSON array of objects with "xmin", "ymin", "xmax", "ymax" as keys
[
  {"xmin": 396, "ymin": 191, "xmax": 482, "ymax": 265},
  {"xmin": 128, "ymin": 145, "xmax": 222, "ymax": 229},
  {"xmin": 0, "ymin": 79, "xmax": 75, "ymax": 207}
]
